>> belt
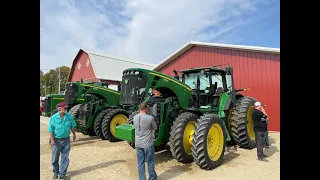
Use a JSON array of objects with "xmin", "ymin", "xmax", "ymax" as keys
[{"xmin": 55, "ymin": 137, "xmax": 69, "ymax": 140}]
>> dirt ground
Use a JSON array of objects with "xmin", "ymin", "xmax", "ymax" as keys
[{"xmin": 40, "ymin": 116, "xmax": 280, "ymax": 180}]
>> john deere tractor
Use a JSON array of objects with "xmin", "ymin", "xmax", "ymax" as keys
[
  {"xmin": 42, "ymin": 94, "xmax": 85, "ymax": 117},
  {"xmin": 115, "ymin": 66, "xmax": 257, "ymax": 170},
  {"xmin": 64, "ymin": 80, "xmax": 130, "ymax": 141}
]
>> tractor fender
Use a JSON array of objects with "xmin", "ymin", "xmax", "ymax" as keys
[
  {"xmin": 224, "ymin": 94, "xmax": 244, "ymax": 111},
  {"xmin": 184, "ymin": 108, "xmax": 203, "ymax": 116}
]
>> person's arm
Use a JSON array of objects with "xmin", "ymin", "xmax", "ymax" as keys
[
  {"xmin": 261, "ymin": 108, "xmax": 268, "ymax": 116},
  {"xmin": 48, "ymin": 117, "xmax": 55, "ymax": 145},
  {"xmin": 259, "ymin": 110, "xmax": 269, "ymax": 124},
  {"xmin": 69, "ymin": 115, "xmax": 77, "ymax": 141}
]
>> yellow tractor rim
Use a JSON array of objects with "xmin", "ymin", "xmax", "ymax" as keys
[
  {"xmin": 207, "ymin": 123, "xmax": 224, "ymax": 161},
  {"xmin": 183, "ymin": 121, "xmax": 196, "ymax": 155},
  {"xmin": 110, "ymin": 114, "xmax": 128, "ymax": 136},
  {"xmin": 247, "ymin": 106, "xmax": 255, "ymax": 140}
]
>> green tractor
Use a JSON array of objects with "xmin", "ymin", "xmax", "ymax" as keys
[
  {"xmin": 115, "ymin": 66, "xmax": 257, "ymax": 170},
  {"xmin": 42, "ymin": 94, "xmax": 85, "ymax": 117},
  {"xmin": 64, "ymin": 80, "xmax": 130, "ymax": 141}
]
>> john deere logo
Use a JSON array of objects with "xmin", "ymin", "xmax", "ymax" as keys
[{"xmin": 125, "ymin": 79, "xmax": 129, "ymax": 84}]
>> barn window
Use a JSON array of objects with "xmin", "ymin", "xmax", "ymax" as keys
[
  {"xmin": 77, "ymin": 63, "xmax": 81, "ymax": 70},
  {"xmin": 86, "ymin": 59, "xmax": 90, "ymax": 67}
]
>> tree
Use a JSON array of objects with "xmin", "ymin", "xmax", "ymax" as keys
[
  {"xmin": 40, "ymin": 70, "xmax": 46, "ymax": 95},
  {"xmin": 40, "ymin": 66, "xmax": 71, "ymax": 96},
  {"xmin": 55, "ymin": 66, "xmax": 70, "ymax": 93}
]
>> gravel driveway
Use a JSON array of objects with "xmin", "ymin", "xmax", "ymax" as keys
[{"xmin": 40, "ymin": 116, "xmax": 280, "ymax": 180}]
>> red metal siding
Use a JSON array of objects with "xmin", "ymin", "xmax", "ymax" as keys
[
  {"xmin": 158, "ymin": 46, "xmax": 280, "ymax": 132},
  {"xmin": 70, "ymin": 52, "xmax": 98, "ymax": 82}
]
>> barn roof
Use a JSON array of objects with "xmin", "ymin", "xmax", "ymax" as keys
[
  {"xmin": 153, "ymin": 41, "xmax": 280, "ymax": 71},
  {"xmin": 68, "ymin": 49, "xmax": 156, "ymax": 82}
]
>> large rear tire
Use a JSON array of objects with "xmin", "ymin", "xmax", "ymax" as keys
[
  {"xmin": 94, "ymin": 108, "xmax": 112, "ymax": 140},
  {"xmin": 82, "ymin": 129, "xmax": 89, "ymax": 135},
  {"xmin": 87, "ymin": 128, "xmax": 96, "ymax": 137},
  {"xmin": 192, "ymin": 114, "xmax": 226, "ymax": 170},
  {"xmin": 102, "ymin": 108, "xmax": 129, "ymax": 142},
  {"xmin": 50, "ymin": 109, "xmax": 58, "ymax": 117},
  {"xmin": 69, "ymin": 104, "xmax": 81, "ymax": 118},
  {"xmin": 169, "ymin": 112, "xmax": 199, "ymax": 163},
  {"xmin": 68, "ymin": 104, "xmax": 81, "ymax": 132},
  {"xmin": 231, "ymin": 96, "xmax": 257, "ymax": 149}
]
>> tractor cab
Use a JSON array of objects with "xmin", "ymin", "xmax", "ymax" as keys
[
  {"xmin": 180, "ymin": 67, "xmax": 234, "ymax": 111},
  {"xmin": 120, "ymin": 69, "xmax": 149, "ymax": 106}
]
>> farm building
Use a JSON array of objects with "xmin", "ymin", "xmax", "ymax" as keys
[
  {"xmin": 68, "ymin": 49, "xmax": 155, "ymax": 90},
  {"xmin": 153, "ymin": 41, "xmax": 280, "ymax": 132}
]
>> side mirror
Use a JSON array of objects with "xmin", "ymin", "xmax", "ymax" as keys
[{"xmin": 173, "ymin": 70, "xmax": 179, "ymax": 80}]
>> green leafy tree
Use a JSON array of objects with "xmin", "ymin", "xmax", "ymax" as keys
[
  {"xmin": 40, "ymin": 66, "xmax": 70, "ymax": 96},
  {"xmin": 55, "ymin": 66, "xmax": 70, "ymax": 93}
]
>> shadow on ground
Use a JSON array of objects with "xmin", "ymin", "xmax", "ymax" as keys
[
  {"xmin": 71, "ymin": 141, "xmax": 97, "ymax": 147},
  {"xmin": 155, "ymin": 150, "xmax": 173, "ymax": 165},
  {"xmin": 264, "ymin": 146, "xmax": 279, "ymax": 157},
  {"xmin": 76, "ymin": 136, "xmax": 100, "ymax": 142},
  {"xmin": 223, "ymin": 152, "xmax": 240, "ymax": 163},
  {"xmin": 269, "ymin": 137, "xmax": 277, "ymax": 144},
  {"xmin": 68, "ymin": 160, "xmax": 126, "ymax": 177},
  {"xmin": 157, "ymin": 163, "xmax": 192, "ymax": 180}
]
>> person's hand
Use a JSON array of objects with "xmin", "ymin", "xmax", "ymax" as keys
[
  {"xmin": 73, "ymin": 135, "xmax": 76, "ymax": 142},
  {"xmin": 50, "ymin": 140, "xmax": 55, "ymax": 146}
]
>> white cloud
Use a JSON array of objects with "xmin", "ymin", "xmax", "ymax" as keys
[{"xmin": 40, "ymin": 0, "xmax": 278, "ymax": 70}]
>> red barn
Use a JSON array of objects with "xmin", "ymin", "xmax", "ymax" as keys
[
  {"xmin": 68, "ymin": 49, "xmax": 155, "ymax": 90},
  {"xmin": 153, "ymin": 41, "xmax": 280, "ymax": 132}
]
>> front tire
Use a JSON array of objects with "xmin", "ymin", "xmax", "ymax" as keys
[
  {"xmin": 192, "ymin": 114, "xmax": 226, "ymax": 170},
  {"xmin": 94, "ymin": 108, "xmax": 112, "ymax": 140},
  {"xmin": 169, "ymin": 112, "xmax": 199, "ymax": 163},
  {"xmin": 101, "ymin": 108, "xmax": 129, "ymax": 142}
]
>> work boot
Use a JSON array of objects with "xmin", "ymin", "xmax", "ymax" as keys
[
  {"xmin": 53, "ymin": 174, "xmax": 58, "ymax": 179},
  {"xmin": 258, "ymin": 157, "xmax": 269, "ymax": 162},
  {"xmin": 58, "ymin": 176, "xmax": 70, "ymax": 179}
]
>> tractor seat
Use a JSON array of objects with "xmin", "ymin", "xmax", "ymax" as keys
[
  {"xmin": 212, "ymin": 87, "xmax": 224, "ymax": 107},
  {"xmin": 214, "ymin": 87, "xmax": 224, "ymax": 96}
]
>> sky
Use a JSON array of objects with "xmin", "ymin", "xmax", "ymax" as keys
[{"xmin": 40, "ymin": 0, "xmax": 280, "ymax": 72}]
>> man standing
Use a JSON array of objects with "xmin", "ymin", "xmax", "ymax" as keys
[
  {"xmin": 48, "ymin": 102, "xmax": 77, "ymax": 179},
  {"xmin": 252, "ymin": 101, "xmax": 269, "ymax": 161},
  {"xmin": 133, "ymin": 102, "xmax": 158, "ymax": 180}
]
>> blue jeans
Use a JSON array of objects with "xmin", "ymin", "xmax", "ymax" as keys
[
  {"xmin": 51, "ymin": 137, "xmax": 71, "ymax": 177},
  {"xmin": 136, "ymin": 146, "xmax": 157, "ymax": 180},
  {"xmin": 266, "ymin": 130, "xmax": 269, "ymax": 144}
]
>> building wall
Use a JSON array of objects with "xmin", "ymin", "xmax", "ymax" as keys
[
  {"xmin": 158, "ymin": 46, "xmax": 280, "ymax": 131},
  {"xmin": 70, "ymin": 51, "xmax": 98, "ymax": 82}
]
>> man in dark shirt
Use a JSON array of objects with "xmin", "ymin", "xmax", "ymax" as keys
[{"xmin": 252, "ymin": 101, "xmax": 269, "ymax": 161}]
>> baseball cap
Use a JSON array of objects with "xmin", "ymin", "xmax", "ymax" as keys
[
  {"xmin": 254, "ymin": 102, "xmax": 266, "ymax": 107},
  {"xmin": 57, "ymin": 102, "xmax": 68, "ymax": 108}
]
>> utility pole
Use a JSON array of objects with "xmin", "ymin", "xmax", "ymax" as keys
[{"xmin": 58, "ymin": 66, "xmax": 61, "ymax": 94}]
